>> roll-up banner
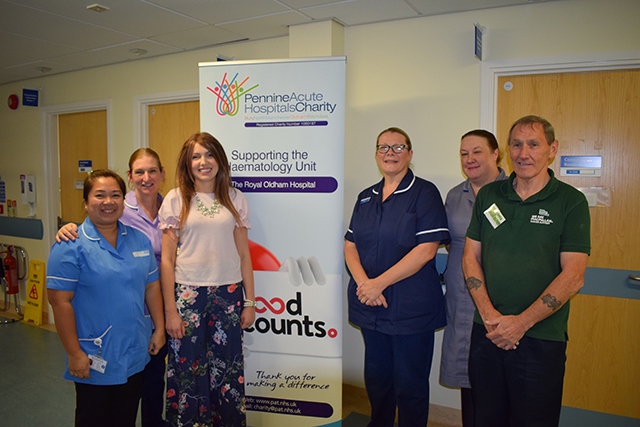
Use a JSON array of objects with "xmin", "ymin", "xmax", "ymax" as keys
[{"xmin": 199, "ymin": 57, "xmax": 346, "ymax": 427}]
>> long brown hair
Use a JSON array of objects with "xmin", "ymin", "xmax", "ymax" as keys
[{"xmin": 175, "ymin": 132, "xmax": 241, "ymax": 228}]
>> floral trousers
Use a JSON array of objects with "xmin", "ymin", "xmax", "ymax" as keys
[{"xmin": 166, "ymin": 283, "xmax": 246, "ymax": 427}]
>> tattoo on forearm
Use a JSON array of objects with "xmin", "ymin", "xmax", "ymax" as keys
[
  {"xmin": 541, "ymin": 293, "xmax": 562, "ymax": 311},
  {"xmin": 466, "ymin": 277, "xmax": 483, "ymax": 291}
]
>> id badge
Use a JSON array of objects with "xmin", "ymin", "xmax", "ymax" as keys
[
  {"xmin": 484, "ymin": 203, "xmax": 506, "ymax": 229},
  {"xmin": 88, "ymin": 354, "xmax": 107, "ymax": 374}
]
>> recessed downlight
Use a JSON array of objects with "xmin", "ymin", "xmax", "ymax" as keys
[{"xmin": 86, "ymin": 4, "xmax": 110, "ymax": 13}]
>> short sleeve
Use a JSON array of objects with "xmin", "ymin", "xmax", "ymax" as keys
[
  {"xmin": 146, "ymin": 244, "xmax": 160, "ymax": 283},
  {"xmin": 344, "ymin": 196, "xmax": 360, "ymax": 242},
  {"xmin": 415, "ymin": 181, "xmax": 450, "ymax": 246},
  {"xmin": 231, "ymin": 189, "xmax": 251, "ymax": 228},
  {"xmin": 466, "ymin": 186, "xmax": 485, "ymax": 242},
  {"xmin": 560, "ymin": 191, "xmax": 591, "ymax": 254},
  {"xmin": 46, "ymin": 242, "xmax": 80, "ymax": 291},
  {"xmin": 158, "ymin": 189, "xmax": 182, "ymax": 230}
]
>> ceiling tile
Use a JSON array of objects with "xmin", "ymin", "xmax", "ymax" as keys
[
  {"xmin": 147, "ymin": 0, "xmax": 290, "ymax": 25},
  {"xmin": 6, "ymin": 0, "xmax": 206, "ymax": 37},
  {"xmin": 149, "ymin": 25, "xmax": 247, "ymax": 50},
  {"xmin": 0, "ymin": 2, "xmax": 136, "ymax": 49},
  {"xmin": 0, "ymin": 31, "xmax": 81, "ymax": 68},
  {"xmin": 278, "ymin": 0, "xmax": 345, "ymax": 8},
  {"xmin": 406, "ymin": 0, "xmax": 531, "ymax": 16},
  {"xmin": 217, "ymin": 11, "xmax": 310, "ymax": 40},
  {"xmin": 300, "ymin": 0, "xmax": 419, "ymax": 25},
  {"xmin": 54, "ymin": 40, "xmax": 182, "ymax": 69},
  {"xmin": 0, "ymin": 60, "xmax": 80, "ymax": 84}
]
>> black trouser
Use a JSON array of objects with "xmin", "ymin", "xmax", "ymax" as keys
[
  {"xmin": 75, "ymin": 371, "xmax": 144, "ymax": 427},
  {"xmin": 142, "ymin": 338, "xmax": 168, "ymax": 427},
  {"xmin": 469, "ymin": 323, "xmax": 566, "ymax": 427}
]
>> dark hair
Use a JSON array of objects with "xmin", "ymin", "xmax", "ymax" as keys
[
  {"xmin": 508, "ymin": 115, "xmax": 555, "ymax": 145},
  {"xmin": 461, "ymin": 129, "xmax": 502, "ymax": 164},
  {"xmin": 128, "ymin": 148, "xmax": 164, "ymax": 172},
  {"xmin": 175, "ymin": 132, "xmax": 241, "ymax": 227},
  {"xmin": 83, "ymin": 170, "xmax": 126, "ymax": 202},
  {"xmin": 376, "ymin": 127, "xmax": 412, "ymax": 151}
]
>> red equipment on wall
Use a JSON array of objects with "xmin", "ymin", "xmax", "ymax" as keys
[
  {"xmin": 3, "ymin": 246, "xmax": 19, "ymax": 295},
  {"xmin": 2, "ymin": 245, "xmax": 27, "ymax": 322}
]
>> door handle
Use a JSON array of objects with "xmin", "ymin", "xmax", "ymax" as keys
[{"xmin": 629, "ymin": 274, "xmax": 640, "ymax": 282}]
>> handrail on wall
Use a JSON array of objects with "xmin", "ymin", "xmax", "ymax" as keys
[{"xmin": 0, "ymin": 216, "xmax": 44, "ymax": 239}]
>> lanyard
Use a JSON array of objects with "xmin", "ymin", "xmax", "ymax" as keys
[{"xmin": 78, "ymin": 325, "xmax": 112, "ymax": 355}]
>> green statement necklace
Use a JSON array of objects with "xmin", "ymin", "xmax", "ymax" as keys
[{"xmin": 195, "ymin": 194, "xmax": 221, "ymax": 217}]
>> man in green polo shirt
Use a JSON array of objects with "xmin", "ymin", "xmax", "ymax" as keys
[{"xmin": 462, "ymin": 115, "xmax": 590, "ymax": 427}]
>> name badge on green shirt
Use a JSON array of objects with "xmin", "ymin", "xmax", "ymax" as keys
[{"xmin": 484, "ymin": 203, "xmax": 506, "ymax": 229}]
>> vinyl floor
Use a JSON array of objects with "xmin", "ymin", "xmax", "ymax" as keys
[
  {"xmin": 0, "ymin": 316, "xmax": 458, "ymax": 427},
  {"xmin": 0, "ymin": 320, "xmax": 75, "ymax": 426}
]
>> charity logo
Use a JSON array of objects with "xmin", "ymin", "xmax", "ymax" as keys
[
  {"xmin": 207, "ymin": 72, "xmax": 258, "ymax": 117},
  {"xmin": 530, "ymin": 208, "xmax": 553, "ymax": 225},
  {"xmin": 248, "ymin": 292, "xmax": 338, "ymax": 339}
]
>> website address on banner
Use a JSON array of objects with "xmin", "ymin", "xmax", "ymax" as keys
[
  {"xmin": 246, "ymin": 396, "xmax": 301, "ymax": 415},
  {"xmin": 245, "ymin": 395, "xmax": 334, "ymax": 418}
]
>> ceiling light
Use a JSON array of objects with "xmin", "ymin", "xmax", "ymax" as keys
[
  {"xmin": 86, "ymin": 4, "xmax": 110, "ymax": 13},
  {"xmin": 129, "ymin": 48, "xmax": 147, "ymax": 57},
  {"xmin": 36, "ymin": 67, "xmax": 52, "ymax": 73}
]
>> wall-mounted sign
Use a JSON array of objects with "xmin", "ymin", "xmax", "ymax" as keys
[
  {"xmin": 474, "ymin": 23, "xmax": 485, "ymax": 61},
  {"xmin": 22, "ymin": 88, "xmax": 39, "ymax": 107},
  {"xmin": 78, "ymin": 160, "xmax": 92, "ymax": 173},
  {"xmin": 560, "ymin": 155, "xmax": 602, "ymax": 177}
]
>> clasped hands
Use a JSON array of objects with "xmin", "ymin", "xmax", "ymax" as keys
[
  {"xmin": 356, "ymin": 279, "xmax": 388, "ymax": 308},
  {"xmin": 484, "ymin": 314, "xmax": 527, "ymax": 351}
]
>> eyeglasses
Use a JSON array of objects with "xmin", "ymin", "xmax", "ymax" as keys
[{"xmin": 376, "ymin": 144, "xmax": 408, "ymax": 154}]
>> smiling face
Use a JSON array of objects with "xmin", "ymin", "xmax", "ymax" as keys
[
  {"xmin": 460, "ymin": 135, "xmax": 499, "ymax": 184},
  {"xmin": 128, "ymin": 154, "xmax": 165, "ymax": 198},
  {"xmin": 84, "ymin": 177, "xmax": 124, "ymax": 227},
  {"xmin": 509, "ymin": 122, "xmax": 558, "ymax": 182},
  {"xmin": 190, "ymin": 142, "xmax": 219, "ymax": 192},
  {"xmin": 375, "ymin": 131, "xmax": 413, "ymax": 178}
]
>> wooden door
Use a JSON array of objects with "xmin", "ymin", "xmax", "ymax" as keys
[
  {"xmin": 58, "ymin": 110, "xmax": 108, "ymax": 224},
  {"xmin": 497, "ymin": 70, "xmax": 640, "ymax": 420},
  {"xmin": 148, "ymin": 100, "xmax": 200, "ymax": 195}
]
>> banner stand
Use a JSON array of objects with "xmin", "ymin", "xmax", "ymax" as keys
[{"xmin": 199, "ymin": 57, "xmax": 346, "ymax": 427}]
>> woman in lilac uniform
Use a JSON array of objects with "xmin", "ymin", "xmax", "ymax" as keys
[{"xmin": 439, "ymin": 130, "xmax": 505, "ymax": 427}]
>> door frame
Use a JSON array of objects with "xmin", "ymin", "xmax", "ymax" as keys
[
  {"xmin": 40, "ymin": 100, "xmax": 112, "ymax": 248},
  {"xmin": 480, "ymin": 49, "xmax": 640, "ymax": 131},
  {"xmin": 133, "ymin": 89, "xmax": 199, "ymax": 150},
  {"xmin": 40, "ymin": 100, "xmax": 112, "ymax": 323}
]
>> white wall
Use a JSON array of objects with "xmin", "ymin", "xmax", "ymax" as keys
[{"xmin": 1, "ymin": 0, "xmax": 638, "ymax": 411}]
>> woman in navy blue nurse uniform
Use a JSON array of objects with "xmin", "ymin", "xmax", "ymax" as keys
[
  {"xmin": 344, "ymin": 127, "xmax": 450, "ymax": 427},
  {"xmin": 47, "ymin": 170, "xmax": 165, "ymax": 427}
]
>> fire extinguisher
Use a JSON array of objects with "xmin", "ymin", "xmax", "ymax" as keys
[{"xmin": 3, "ymin": 246, "xmax": 19, "ymax": 295}]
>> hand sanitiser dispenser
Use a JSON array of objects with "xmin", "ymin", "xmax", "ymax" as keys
[{"xmin": 19, "ymin": 174, "xmax": 36, "ymax": 217}]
